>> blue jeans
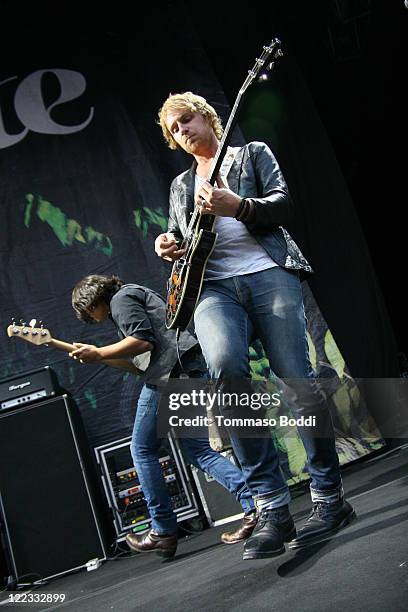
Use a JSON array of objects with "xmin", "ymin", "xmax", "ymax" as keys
[
  {"xmin": 131, "ymin": 384, "xmax": 254, "ymax": 535},
  {"xmin": 194, "ymin": 267, "xmax": 342, "ymax": 510}
]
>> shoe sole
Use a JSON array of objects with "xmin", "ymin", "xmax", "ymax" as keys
[
  {"xmin": 242, "ymin": 527, "xmax": 297, "ymax": 560},
  {"xmin": 288, "ymin": 509, "xmax": 356, "ymax": 550},
  {"xmin": 127, "ymin": 546, "xmax": 177, "ymax": 560},
  {"xmin": 242, "ymin": 545, "xmax": 286, "ymax": 560}
]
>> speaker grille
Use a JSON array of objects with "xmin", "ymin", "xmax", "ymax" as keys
[{"xmin": 0, "ymin": 395, "xmax": 106, "ymax": 583}]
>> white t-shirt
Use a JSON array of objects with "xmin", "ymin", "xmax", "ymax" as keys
[{"xmin": 194, "ymin": 174, "xmax": 277, "ymax": 281}]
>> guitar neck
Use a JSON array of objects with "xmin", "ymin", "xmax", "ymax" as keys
[
  {"xmin": 206, "ymin": 39, "xmax": 282, "ymax": 187},
  {"xmin": 207, "ymin": 92, "xmax": 244, "ymax": 185},
  {"xmin": 188, "ymin": 93, "xmax": 245, "ymax": 235},
  {"xmin": 184, "ymin": 38, "xmax": 282, "ymax": 239},
  {"xmin": 50, "ymin": 338, "xmax": 77, "ymax": 352},
  {"xmin": 49, "ymin": 338, "xmax": 142, "ymax": 376}
]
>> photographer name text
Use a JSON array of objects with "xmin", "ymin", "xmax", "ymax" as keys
[{"xmin": 169, "ymin": 415, "xmax": 316, "ymax": 428}]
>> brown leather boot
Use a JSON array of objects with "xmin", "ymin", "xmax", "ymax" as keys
[
  {"xmin": 126, "ymin": 529, "xmax": 177, "ymax": 559},
  {"xmin": 221, "ymin": 511, "xmax": 258, "ymax": 544}
]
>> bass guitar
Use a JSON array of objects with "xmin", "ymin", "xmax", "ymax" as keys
[{"xmin": 7, "ymin": 320, "xmax": 149, "ymax": 376}]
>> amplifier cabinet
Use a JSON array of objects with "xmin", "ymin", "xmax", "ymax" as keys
[{"xmin": 0, "ymin": 395, "xmax": 107, "ymax": 586}]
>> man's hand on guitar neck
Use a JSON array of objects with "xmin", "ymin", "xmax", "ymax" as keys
[
  {"xmin": 69, "ymin": 343, "xmax": 103, "ymax": 363},
  {"xmin": 69, "ymin": 337, "xmax": 153, "ymax": 363},
  {"xmin": 155, "ymin": 232, "xmax": 185, "ymax": 261}
]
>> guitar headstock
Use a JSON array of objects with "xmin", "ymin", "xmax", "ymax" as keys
[
  {"xmin": 7, "ymin": 319, "xmax": 53, "ymax": 346},
  {"xmin": 240, "ymin": 38, "xmax": 283, "ymax": 95}
]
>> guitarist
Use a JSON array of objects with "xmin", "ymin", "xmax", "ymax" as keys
[
  {"xmin": 155, "ymin": 92, "xmax": 355, "ymax": 559},
  {"xmin": 70, "ymin": 274, "xmax": 257, "ymax": 559}
]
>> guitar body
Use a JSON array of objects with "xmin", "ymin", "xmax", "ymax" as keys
[
  {"xmin": 166, "ymin": 227, "xmax": 217, "ymax": 329},
  {"xmin": 164, "ymin": 38, "xmax": 283, "ymax": 331}
]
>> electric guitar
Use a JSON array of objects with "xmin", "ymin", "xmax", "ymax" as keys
[
  {"xmin": 7, "ymin": 321, "xmax": 149, "ymax": 376},
  {"xmin": 165, "ymin": 38, "xmax": 283, "ymax": 330}
]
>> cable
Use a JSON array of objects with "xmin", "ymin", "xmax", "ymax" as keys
[
  {"xmin": 175, "ymin": 328, "xmax": 189, "ymax": 377},
  {"xmin": 0, "ymin": 571, "xmax": 46, "ymax": 592}
]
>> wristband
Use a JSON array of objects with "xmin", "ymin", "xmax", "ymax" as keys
[
  {"xmin": 237, "ymin": 199, "xmax": 251, "ymax": 222},
  {"xmin": 243, "ymin": 200, "xmax": 255, "ymax": 223},
  {"xmin": 234, "ymin": 198, "xmax": 246, "ymax": 219}
]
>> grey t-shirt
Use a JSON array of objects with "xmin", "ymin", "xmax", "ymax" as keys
[{"xmin": 109, "ymin": 284, "xmax": 202, "ymax": 383}]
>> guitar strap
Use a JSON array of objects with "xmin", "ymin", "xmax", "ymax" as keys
[{"xmin": 218, "ymin": 146, "xmax": 241, "ymax": 187}]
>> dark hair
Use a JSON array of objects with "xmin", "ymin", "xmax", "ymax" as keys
[{"xmin": 72, "ymin": 274, "xmax": 123, "ymax": 323}]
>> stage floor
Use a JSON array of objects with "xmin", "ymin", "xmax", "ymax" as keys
[{"xmin": 1, "ymin": 444, "xmax": 407, "ymax": 611}]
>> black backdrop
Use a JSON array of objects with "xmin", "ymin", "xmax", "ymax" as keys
[{"xmin": 0, "ymin": 1, "xmax": 405, "ymax": 448}]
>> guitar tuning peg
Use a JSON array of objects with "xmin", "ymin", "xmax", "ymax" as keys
[
  {"xmin": 11, "ymin": 317, "xmax": 15, "ymax": 325},
  {"xmin": 20, "ymin": 319, "xmax": 26, "ymax": 327},
  {"xmin": 39, "ymin": 321, "xmax": 48, "ymax": 336}
]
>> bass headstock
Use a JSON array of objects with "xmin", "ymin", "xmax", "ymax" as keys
[{"xmin": 7, "ymin": 318, "xmax": 52, "ymax": 346}]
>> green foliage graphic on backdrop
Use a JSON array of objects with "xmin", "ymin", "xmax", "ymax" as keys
[
  {"xmin": 248, "ymin": 321, "xmax": 383, "ymax": 486},
  {"xmin": 133, "ymin": 207, "xmax": 167, "ymax": 237},
  {"xmin": 24, "ymin": 194, "xmax": 113, "ymax": 256}
]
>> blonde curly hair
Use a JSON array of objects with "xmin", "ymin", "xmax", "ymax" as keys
[{"xmin": 158, "ymin": 92, "xmax": 224, "ymax": 150}]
